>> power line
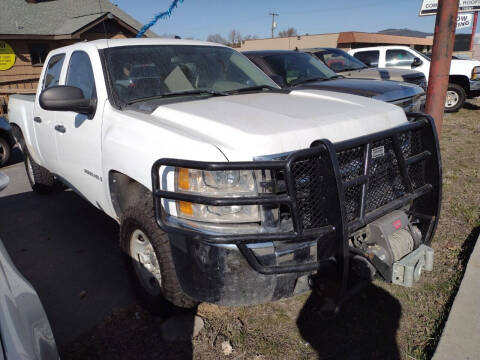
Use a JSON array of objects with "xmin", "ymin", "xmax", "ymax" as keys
[{"xmin": 269, "ymin": 12, "xmax": 279, "ymax": 38}]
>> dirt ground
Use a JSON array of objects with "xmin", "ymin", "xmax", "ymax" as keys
[{"xmin": 61, "ymin": 101, "xmax": 480, "ymax": 360}]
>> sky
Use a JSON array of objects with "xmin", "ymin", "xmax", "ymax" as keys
[{"xmin": 113, "ymin": 0, "xmax": 477, "ymax": 40}]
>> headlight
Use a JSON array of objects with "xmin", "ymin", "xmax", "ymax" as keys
[
  {"xmin": 472, "ymin": 66, "xmax": 480, "ymax": 80},
  {"xmin": 174, "ymin": 167, "xmax": 260, "ymax": 223}
]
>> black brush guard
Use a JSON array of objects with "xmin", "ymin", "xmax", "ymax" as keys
[{"xmin": 151, "ymin": 114, "xmax": 441, "ymax": 276}]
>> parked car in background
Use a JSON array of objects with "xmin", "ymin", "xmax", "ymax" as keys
[
  {"xmin": 0, "ymin": 117, "xmax": 14, "ymax": 166},
  {"xmin": 0, "ymin": 171, "xmax": 59, "ymax": 360},
  {"xmin": 9, "ymin": 38, "xmax": 440, "ymax": 316},
  {"xmin": 301, "ymin": 47, "xmax": 427, "ymax": 91},
  {"xmin": 243, "ymin": 50, "xmax": 426, "ymax": 114},
  {"xmin": 349, "ymin": 45, "xmax": 480, "ymax": 112}
]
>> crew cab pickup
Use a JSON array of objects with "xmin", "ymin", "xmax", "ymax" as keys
[
  {"xmin": 8, "ymin": 39, "xmax": 441, "ymax": 314},
  {"xmin": 349, "ymin": 45, "xmax": 480, "ymax": 112}
]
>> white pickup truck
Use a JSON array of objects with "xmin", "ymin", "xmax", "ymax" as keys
[
  {"xmin": 8, "ymin": 39, "xmax": 441, "ymax": 315},
  {"xmin": 349, "ymin": 45, "xmax": 480, "ymax": 112}
]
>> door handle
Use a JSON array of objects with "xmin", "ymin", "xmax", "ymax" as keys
[
  {"xmin": 34, "ymin": 117, "xmax": 42, "ymax": 123},
  {"xmin": 54, "ymin": 125, "xmax": 66, "ymax": 133}
]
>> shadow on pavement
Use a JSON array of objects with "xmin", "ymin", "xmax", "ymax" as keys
[
  {"xmin": 463, "ymin": 101, "xmax": 480, "ymax": 110},
  {"xmin": 0, "ymin": 188, "xmax": 135, "ymax": 347},
  {"xmin": 297, "ymin": 282, "xmax": 401, "ymax": 360}
]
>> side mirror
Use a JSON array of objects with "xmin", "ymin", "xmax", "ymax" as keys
[
  {"xmin": 39, "ymin": 86, "xmax": 96, "ymax": 117},
  {"xmin": 412, "ymin": 57, "xmax": 423, "ymax": 68},
  {"xmin": 270, "ymin": 74, "xmax": 287, "ymax": 87}
]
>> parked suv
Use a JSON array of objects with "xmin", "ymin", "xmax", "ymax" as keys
[
  {"xmin": 244, "ymin": 50, "xmax": 425, "ymax": 114},
  {"xmin": 349, "ymin": 45, "xmax": 480, "ymax": 112}
]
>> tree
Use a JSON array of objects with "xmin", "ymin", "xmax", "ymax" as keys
[
  {"xmin": 243, "ymin": 34, "xmax": 258, "ymax": 41},
  {"xmin": 206, "ymin": 33, "xmax": 228, "ymax": 45},
  {"xmin": 228, "ymin": 29, "xmax": 243, "ymax": 46},
  {"xmin": 278, "ymin": 27, "xmax": 298, "ymax": 38}
]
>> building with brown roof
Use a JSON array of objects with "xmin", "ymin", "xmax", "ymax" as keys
[
  {"xmin": 0, "ymin": 0, "xmax": 156, "ymax": 115},
  {"xmin": 239, "ymin": 31, "xmax": 433, "ymax": 53}
]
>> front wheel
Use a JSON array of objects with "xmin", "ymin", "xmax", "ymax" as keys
[
  {"xmin": 120, "ymin": 200, "xmax": 197, "ymax": 316},
  {"xmin": 444, "ymin": 83, "xmax": 466, "ymax": 113}
]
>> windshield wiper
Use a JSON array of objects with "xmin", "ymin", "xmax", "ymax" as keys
[
  {"xmin": 330, "ymin": 74, "xmax": 345, "ymax": 79},
  {"xmin": 290, "ymin": 77, "xmax": 329, "ymax": 86},
  {"xmin": 125, "ymin": 89, "xmax": 227, "ymax": 106},
  {"xmin": 225, "ymin": 85, "xmax": 277, "ymax": 94}
]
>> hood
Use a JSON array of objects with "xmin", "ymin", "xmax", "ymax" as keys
[
  {"xmin": 296, "ymin": 78, "xmax": 424, "ymax": 103},
  {"xmin": 339, "ymin": 67, "xmax": 425, "ymax": 82},
  {"xmin": 148, "ymin": 90, "xmax": 407, "ymax": 161},
  {"xmin": 451, "ymin": 59, "xmax": 480, "ymax": 70},
  {"xmin": 451, "ymin": 59, "xmax": 480, "ymax": 67}
]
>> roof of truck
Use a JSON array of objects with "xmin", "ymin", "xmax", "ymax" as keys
[
  {"xmin": 52, "ymin": 38, "xmax": 226, "ymax": 52},
  {"xmin": 349, "ymin": 45, "xmax": 412, "ymax": 52}
]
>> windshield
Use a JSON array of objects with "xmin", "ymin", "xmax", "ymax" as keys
[
  {"xmin": 103, "ymin": 45, "xmax": 279, "ymax": 106},
  {"xmin": 264, "ymin": 52, "xmax": 338, "ymax": 86},
  {"xmin": 313, "ymin": 49, "xmax": 368, "ymax": 72}
]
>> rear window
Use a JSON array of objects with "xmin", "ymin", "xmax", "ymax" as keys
[
  {"xmin": 353, "ymin": 51, "xmax": 379, "ymax": 68},
  {"xmin": 43, "ymin": 54, "xmax": 65, "ymax": 89}
]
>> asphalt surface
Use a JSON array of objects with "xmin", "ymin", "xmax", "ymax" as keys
[{"xmin": 0, "ymin": 149, "xmax": 136, "ymax": 346}]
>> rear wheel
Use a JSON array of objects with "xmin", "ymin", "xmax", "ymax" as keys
[
  {"xmin": 444, "ymin": 83, "xmax": 466, "ymax": 113},
  {"xmin": 0, "ymin": 137, "xmax": 10, "ymax": 167},
  {"xmin": 24, "ymin": 151, "xmax": 55, "ymax": 194},
  {"xmin": 120, "ymin": 199, "xmax": 197, "ymax": 316}
]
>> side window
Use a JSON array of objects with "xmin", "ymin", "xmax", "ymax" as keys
[
  {"xmin": 66, "ymin": 51, "xmax": 96, "ymax": 99},
  {"xmin": 353, "ymin": 51, "xmax": 379, "ymax": 68},
  {"xmin": 386, "ymin": 49, "xmax": 415, "ymax": 67},
  {"xmin": 43, "ymin": 54, "xmax": 65, "ymax": 89}
]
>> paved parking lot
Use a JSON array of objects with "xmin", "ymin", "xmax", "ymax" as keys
[{"xmin": 0, "ymin": 150, "xmax": 136, "ymax": 346}]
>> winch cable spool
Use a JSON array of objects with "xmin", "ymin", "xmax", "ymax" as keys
[{"xmin": 388, "ymin": 229, "xmax": 415, "ymax": 262}]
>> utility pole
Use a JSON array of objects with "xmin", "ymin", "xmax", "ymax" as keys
[
  {"xmin": 269, "ymin": 12, "xmax": 279, "ymax": 38},
  {"xmin": 425, "ymin": 0, "xmax": 459, "ymax": 136}
]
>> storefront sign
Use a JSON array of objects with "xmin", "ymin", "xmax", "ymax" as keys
[
  {"xmin": 0, "ymin": 41, "xmax": 15, "ymax": 71},
  {"xmin": 420, "ymin": 0, "xmax": 480, "ymax": 16},
  {"xmin": 457, "ymin": 13, "xmax": 474, "ymax": 28}
]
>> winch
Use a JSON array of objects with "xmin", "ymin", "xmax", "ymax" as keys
[{"xmin": 351, "ymin": 210, "xmax": 434, "ymax": 287}]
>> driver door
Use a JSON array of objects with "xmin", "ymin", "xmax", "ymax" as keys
[{"xmin": 54, "ymin": 50, "xmax": 104, "ymax": 205}]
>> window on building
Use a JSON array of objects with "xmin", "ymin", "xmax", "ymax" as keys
[
  {"xmin": 66, "ymin": 51, "xmax": 96, "ymax": 99},
  {"xmin": 43, "ymin": 54, "xmax": 65, "ymax": 89},
  {"xmin": 353, "ymin": 50, "xmax": 379, "ymax": 68},
  {"xmin": 386, "ymin": 49, "xmax": 415, "ymax": 67},
  {"xmin": 29, "ymin": 44, "xmax": 49, "ymax": 66}
]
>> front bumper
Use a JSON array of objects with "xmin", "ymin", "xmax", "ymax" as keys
[
  {"xmin": 469, "ymin": 79, "xmax": 480, "ymax": 91},
  {"xmin": 168, "ymin": 233, "xmax": 315, "ymax": 305},
  {"xmin": 152, "ymin": 114, "xmax": 442, "ymax": 305}
]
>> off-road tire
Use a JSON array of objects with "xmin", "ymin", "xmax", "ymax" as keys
[
  {"xmin": 120, "ymin": 198, "xmax": 197, "ymax": 316},
  {"xmin": 24, "ymin": 150, "xmax": 55, "ymax": 194},
  {"xmin": 0, "ymin": 137, "xmax": 11, "ymax": 167},
  {"xmin": 444, "ymin": 83, "xmax": 466, "ymax": 113}
]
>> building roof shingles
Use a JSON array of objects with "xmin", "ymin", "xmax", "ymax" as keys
[{"xmin": 0, "ymin": 0, "xmax": 156, "ymax": 37}]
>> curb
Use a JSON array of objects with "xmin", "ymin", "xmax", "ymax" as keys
[{"xmin": 432, "ymin": 233, "xmax": 480, "ymax": 360}]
